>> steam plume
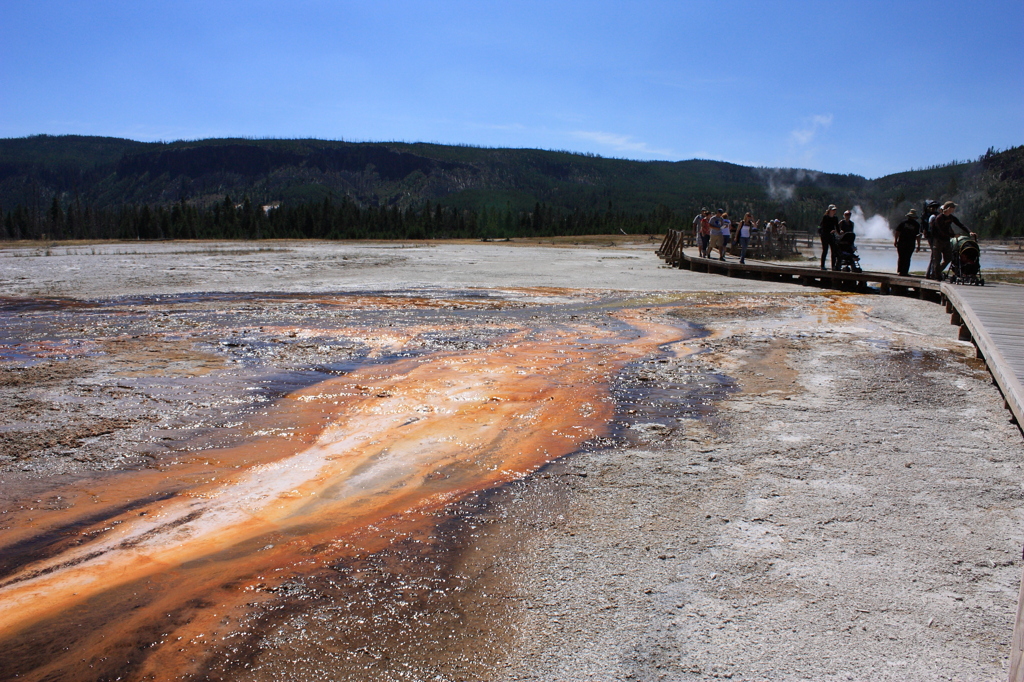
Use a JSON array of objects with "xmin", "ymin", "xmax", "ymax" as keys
[{"xmin": 849, "ymin": 206, "xmax": 890, "ymax": 239}]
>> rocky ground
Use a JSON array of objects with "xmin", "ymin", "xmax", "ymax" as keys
[
  {"xmin": 485, "ymin": 293, "xmax": 1024, "ymax": 681},
  {"xmin": 1, "ymin": 240, "xmax": 1022, "ymax": 681}
]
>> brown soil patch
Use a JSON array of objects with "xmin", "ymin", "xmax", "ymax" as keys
[
  {"xmin": 0, "ymin": 418, "xmax": 142, "ymax": 461},
  {"xmin": 732, "ymin": 343, "xmax": 800, "ymax": 396}
]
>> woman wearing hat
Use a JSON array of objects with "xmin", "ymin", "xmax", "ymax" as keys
[{"xmin": 894, "ymin": 209, "xmax": 921, "ymax": 276}]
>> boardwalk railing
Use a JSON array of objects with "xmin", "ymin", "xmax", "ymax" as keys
[
  {"xmin": 658, "ymin": 229, "xmax": 801, "ymax": 262},
  {"xmin": 744, "ymin": 231, "xmax": 801, "ymax": 260},
  {"xmin": 657, "ymin": 229, "xmax": 942, "ymax": 300}
]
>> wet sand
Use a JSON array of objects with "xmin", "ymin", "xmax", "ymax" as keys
[{"xmin": 1, "ymin": 240, "xmax": 1022, "ymax": 680}]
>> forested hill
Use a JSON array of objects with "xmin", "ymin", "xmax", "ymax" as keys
[{"xmin": 1, "ymin": 135, "xmax": 1021, "ymax": 240}]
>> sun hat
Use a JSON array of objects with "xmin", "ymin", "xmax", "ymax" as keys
[
  {"xmin": 942, "ymin": 201, "xmax": 957, "ymax": 209},
  {"xmin": 827, "ymin": 204, "xmax": 837, "ymax": 211},
  {"xmin": 906, "ymin": 209, "xmax": 918, "ymax": 217}
]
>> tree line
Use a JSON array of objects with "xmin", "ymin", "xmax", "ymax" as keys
[
  {"xmin": 0, "ymin": 194, "xmax": 698, "ymax": 242},
  {"xmin": 3, "ymin": 172, "xmax": 1018, "ymax": 243}
]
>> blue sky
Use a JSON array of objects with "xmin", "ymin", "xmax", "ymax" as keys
[{"xmin": 1, "ymin": 0, "xmax": 1021, "ymax": 178}]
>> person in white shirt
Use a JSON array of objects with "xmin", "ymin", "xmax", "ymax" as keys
[
  {"xmin": 718, "ymin": 212, "xmax": 732, "ymax": 260},
  {"xmin": 738, "ymin": 212, "xmax": 758, "ymax": 264}
]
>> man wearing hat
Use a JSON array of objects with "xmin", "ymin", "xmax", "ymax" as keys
[
  {"xmin": 893, "ymin": 209, "xmax": 921, "ymax": 276},
  {"xmin": 817, "ymin": 204, "xmax": 839, "ymax": 270},
  {"xmin": 931, "ymin": 201, "xmax": 975, "ymax": 279}
]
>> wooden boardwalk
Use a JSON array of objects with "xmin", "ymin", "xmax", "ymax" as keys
[
  {"xmin": 657, "ymin": 230, "xmax": 943, "ymax": 300},
  {"xmin": 950, "ymin": 283, "xmax": 1024, "ymax": 682},
  {"xmin": 942, "ymin": 283, "xmax": 1024, "ymax": 429}
]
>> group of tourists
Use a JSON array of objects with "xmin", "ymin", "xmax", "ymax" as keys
[
  {"xmin": 691, "ymin": 201, "xmax": 976, "ymax": 279},
  {"xmin": 818, "ymin": 201, "xmax": 976, "ymax": 278},
  {"xmin": 885, "ymin": 200, "xmax": 977, "ymax": 278},
  {"xmin": 692, "ymin": 208, "xmax": 786, "ymax": 264}
]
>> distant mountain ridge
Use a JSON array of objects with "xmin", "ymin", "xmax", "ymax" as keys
[{"xmin": 1, "ymin": 135, "xmax": 1020, "ymax": 238}]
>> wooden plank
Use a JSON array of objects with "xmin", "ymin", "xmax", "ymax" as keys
[
  {"xmin": 941, "ymin": 283, "xmax": 1024, "ymax": 682},
  {"xmin": 974, "ymin": 326, "xmax": 1023, "ymax": 334}
]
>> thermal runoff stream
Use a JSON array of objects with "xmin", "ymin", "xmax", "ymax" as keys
[{"xmin": 0, "ymin": 289, "xmax": 706, "ymax": 681}]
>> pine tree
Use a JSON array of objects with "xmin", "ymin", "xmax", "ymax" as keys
[{"xmin": 48, "ymin": 196, "xmax": 65, "ymax": 240}]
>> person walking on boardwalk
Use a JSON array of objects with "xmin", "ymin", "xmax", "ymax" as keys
[
  {"xmin": 719, "ymin": 213, "xmax": 732, "ymax": 260},
  {"xmin": 693, "ymin": 208, "xmax": 706, "ymax": 249},
  {"xmin": 698, "ymin": 210, "xmax": 712, "ymax": 257},
  {"xmin": 818, "ymin": 204, "xmax": 839, "ymax": 270},
  {"xmin": 738, "ymin": 212, "xmax": 757, "ymax": 264},
  {"xmin": 894, "ymin": 209, "xmax": 921, "ymax": 276},
  {"xmin": 707, "ymin": 208, "xmax": 724, "ymax": 258},
  {"xmin": 923, "ymin": 199, "xmax": 941, "ymax": 278},
  {"xmin": 932, "ymin": 201, "xmax": 975, "ymax": 279}
]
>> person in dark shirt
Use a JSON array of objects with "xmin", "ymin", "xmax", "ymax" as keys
[
  {"xmin": 893, "ymin": 209, "xmax": 921, "ymax": 276},
  {"xmin": 932, "ymin": 201, "xmax": 975, "ymax": 279},
  {"xmin": 831, "ymin": 209, "xmax": 859, "ymax": 271},
  {"xmin": 818, "ymin": 205, "xmax": 839, "ymax": 270},
  {"xmin": 922, "ymin": 200, "xmax": 941, "ymax": 278},
  {"xmin": 837, "ymin": 210, "xmax": 855, "ymax": 237}
]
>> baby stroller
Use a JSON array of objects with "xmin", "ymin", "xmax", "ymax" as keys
[
  {"xmin": 947, "ymin": 235, "xmax": 984, "ymax": 285},
  {"xmin": 834, "ymin": 231, "xmax": 862, "ymax": 273}
]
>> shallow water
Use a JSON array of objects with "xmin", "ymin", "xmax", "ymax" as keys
[
  {"xmin": 800, "ymin": 238, "xmax": 1024, "ymax": 274},
  {"xmin": 0, "ymin": 289, "xmax": 727, "ymax": 681}
]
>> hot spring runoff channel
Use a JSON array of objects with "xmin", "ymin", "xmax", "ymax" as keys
[{"xmin": 0, "ymin": 288, "xmax": 727, "ymax": 681}]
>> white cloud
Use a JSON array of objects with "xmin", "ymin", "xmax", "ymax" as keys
[
  {"xmin": 790, "ymin": 114, "xmax": 833, "ymax": 146},
  {"xmin": 570, "ymin": 130, "xmax": 674, "ymax": 158}
]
